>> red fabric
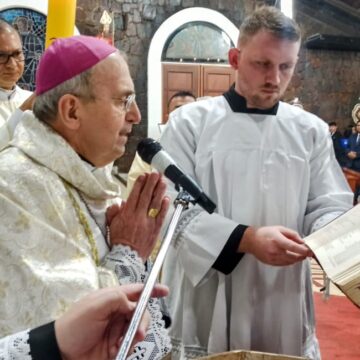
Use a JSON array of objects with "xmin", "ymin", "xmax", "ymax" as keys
[{"xmin": 314, "ymin": 292, "xmax": 360, "ymax": 359}]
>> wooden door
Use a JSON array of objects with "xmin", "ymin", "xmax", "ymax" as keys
[
  {"xmin": 162, "ymin": 63, "xmax": 200, "ymax": 123},
  {"xmin": 162, "ymin": 63, "xmax": 235, "ymax": 122},
  {"xmin": 202, "ymin": 65, "xmax": 235, "ymax": 97}
]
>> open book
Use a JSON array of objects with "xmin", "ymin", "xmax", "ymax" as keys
[{"xmin": 305, "ymin": 205, "xmax": 360, "ymax": 307}]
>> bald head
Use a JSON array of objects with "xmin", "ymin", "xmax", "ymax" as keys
[{"xmin": 0, "ymin": 19, "xmax": 20, "ymax": 38}]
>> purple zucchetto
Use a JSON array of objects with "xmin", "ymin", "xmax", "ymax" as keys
[{"xmin": 35, "ymin": 35, "xmax": 117, "ymax": 95}]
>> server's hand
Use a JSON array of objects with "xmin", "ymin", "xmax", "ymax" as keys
[{"xmin": 240, "ymin": 226, "xmax": 312, "ymax": 266}]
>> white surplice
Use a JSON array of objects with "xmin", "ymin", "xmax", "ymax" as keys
[
  {"xmin": 0, "ymin": 86, "xmax": 32, "ymax": 150},
  {"xmin": 0, "ymin": 112, "xmax": 170, "ymax": 359},
  {"xmin": 0, "ymin": 85, "xmax": 31, "ymax": 124},
  {"xmin": 159, "ymin": 95, "xmax": 353, "ymax": 359}
]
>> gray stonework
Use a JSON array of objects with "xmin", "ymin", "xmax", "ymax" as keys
[
  {"xmin": 143, "ymin": 5, "xmax": 157, "ymax": 20},
  {"xmin": 182, "ymin": 0, "xmax": 195, "ymax": 7},
  {"xmin": 288, "ymin": 0, "xmax": 360, "ymax": 131},
  {"xmin": 76, "ymin": 0, "xmax": 360, "ymax": 171}
]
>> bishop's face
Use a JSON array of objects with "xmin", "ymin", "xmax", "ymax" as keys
[
  {"xmin": 230, "ymin": 30, "xmax": 300, "ymax": 110},
  {"xmin": 74, "ymin": 54, "xmax": 141, "ymax": 167}
]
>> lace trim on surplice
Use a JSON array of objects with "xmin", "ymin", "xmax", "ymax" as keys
[
  {"xmin": 103, "ymin": 245, "xmax": 171, "ymax": 360},
  {"xmin": 0, "ymin": 329, "xmax": 31, "ymax": 360}
]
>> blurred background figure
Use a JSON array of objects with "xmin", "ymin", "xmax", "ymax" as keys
[
  {"xmin": 329, "ymin": 121, "xmax": 347, "ymax": 167},
  {"xmin": 343, "ymin": 103, "xmax": 360, "ymax": 139},
  {"xmin": 344, "ymin": 118, "xmax": 360, "ymax": 204},
  {"xmin": 346, "ymin": 119, "xmax": 360, "ymax": 172},
  {"xmin": 0, "ymin": 19, "xmax": 32, "ymax": 123},
  {"xmin": 343, "ymin": 123, "xmax": 355, "ymax": 138},
  {"xmin": 168, "ymin": 91, "xmax": 196, "ymax": 114},
  {"xmin": 158, "ymin": 90, "xmax": 196, "ymax": 133}
]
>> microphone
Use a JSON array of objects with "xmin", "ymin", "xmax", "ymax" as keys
[{"xmin": 137, "ymin": 138, "xmax": 216, "ymax": 214}]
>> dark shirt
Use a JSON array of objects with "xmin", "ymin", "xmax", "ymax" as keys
[
  {"xmin": 331, "ymin": 131, "xmax": 348, "ymax": 167},
  {"xmin": 346, "ymin": 133, "xmax": 360, "ymax": 172}
]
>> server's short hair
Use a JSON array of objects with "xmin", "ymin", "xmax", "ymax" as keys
[{"xmin": 238, "ymin": 6, "xmax": 301, "ymax": 47}]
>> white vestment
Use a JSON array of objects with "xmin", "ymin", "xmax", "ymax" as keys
[
  {"xmin": 159, "ymin": 94, "xmax": 352, "ymax": 359},
  {"xmin": 0, "ymin": 86, "xmax": 32, "ymax": 149},
  {"xmin": 0, "ymin": 112, "xmax": 170, "ymax": 359}
]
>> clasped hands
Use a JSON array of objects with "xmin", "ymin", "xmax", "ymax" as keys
[{"xmin": 106, "ymin": 172, "xmax": 170, "ymax": 261}]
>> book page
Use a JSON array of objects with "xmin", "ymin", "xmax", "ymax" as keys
[
  {"xmin": 305, "ymin": 205, "xmax": 360, "ymax": 281},
  {"xmin": 338, "ymin": 275, "xmax": 360, "ymax": 306},
  {"xmin": 305, "ymin": 205, "xmax": 360, "ymax": 306}
]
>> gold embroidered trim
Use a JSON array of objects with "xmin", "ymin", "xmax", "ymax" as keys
[{"xmin": 63, "ymin": 180, "xmax": 100, "ymax": 266}]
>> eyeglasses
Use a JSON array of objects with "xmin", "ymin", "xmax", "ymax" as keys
[
  {"xmin": 75, "ymin": 93, "xmax": 136, "ymax": 113},
  {"xmin": 0, "ymin": 50, "xmax": 25, "ymax": 65},
  {"xmin": 113, "ymin": 93, "xmax": 136, "ymax": 112}
]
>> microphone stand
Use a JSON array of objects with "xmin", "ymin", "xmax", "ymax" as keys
[{"xmin": 116, "ymin": 190, "xmax": 193, "ymax": 360}]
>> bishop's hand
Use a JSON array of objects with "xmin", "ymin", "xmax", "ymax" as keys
[{"xmin": 107, "ymin": 172, "xmax": 170, "ymax": 261}]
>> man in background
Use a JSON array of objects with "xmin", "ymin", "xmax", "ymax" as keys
[
  {"xmin": 345, "ymin": 119, "xmax": 360, "ymax": 203},
  {"xmin": 126, "ymin": 90, "xmax": 196, "ymax": 195},
  {"xmin": 329, "ymin": 121, "xmax": 347, "ymax": 167},
  {"xmin": 160, "ymin": 7, "xmax": 352, "ymax": 359},
  {"xmin": 166, "ymin": 91, "xmax": 196, "ymax": 119},
  {"xmin": 346, "ymin": 120, "xmax": 360, "ymax": 172},
  {"xmin": 0, "ymin": 19, "xmax": 33, "ymax": 148}
]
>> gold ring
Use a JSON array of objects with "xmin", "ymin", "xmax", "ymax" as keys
[{"xmin": 148, "ymin": 208, "xmax": 159, "ymax": 218}]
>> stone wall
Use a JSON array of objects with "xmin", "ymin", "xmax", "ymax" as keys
[
  {"xmin": 287, "ymin": 0, "xmax": 360, "ymax": 132},
  {"xmin": 75, "ymin": 0, "xmax": 360, "ymax": 171}
]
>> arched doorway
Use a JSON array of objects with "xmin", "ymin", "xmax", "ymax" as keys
[{"xmin": 147, "ymin": 7, "xmax": 238, "ymax": 139}]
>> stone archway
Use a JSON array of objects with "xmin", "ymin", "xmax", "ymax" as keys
[
  {"xmin": 147, "ymin": 7, "xmax": 238, "ymax": 140},
  {"xmin": 0, "ymin": 0, "xmax": 48, "ymax": 14}
]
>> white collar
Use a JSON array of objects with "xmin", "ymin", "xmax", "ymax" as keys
[{"xmin": 0, "ymin": 86, "xmax": 17, "ymax": 101}]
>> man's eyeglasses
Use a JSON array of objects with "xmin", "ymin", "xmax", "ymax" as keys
[
  {"xmin": 74, "ymin": 93, "xmax": 136, "ymax": 112},
  {"xmin": 114, "ymin": 93, "xmax": 136, "ymax": 112},
  {"xmin": 0, "ymin": 50, "xmax": 25, "ymax": 65}
]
